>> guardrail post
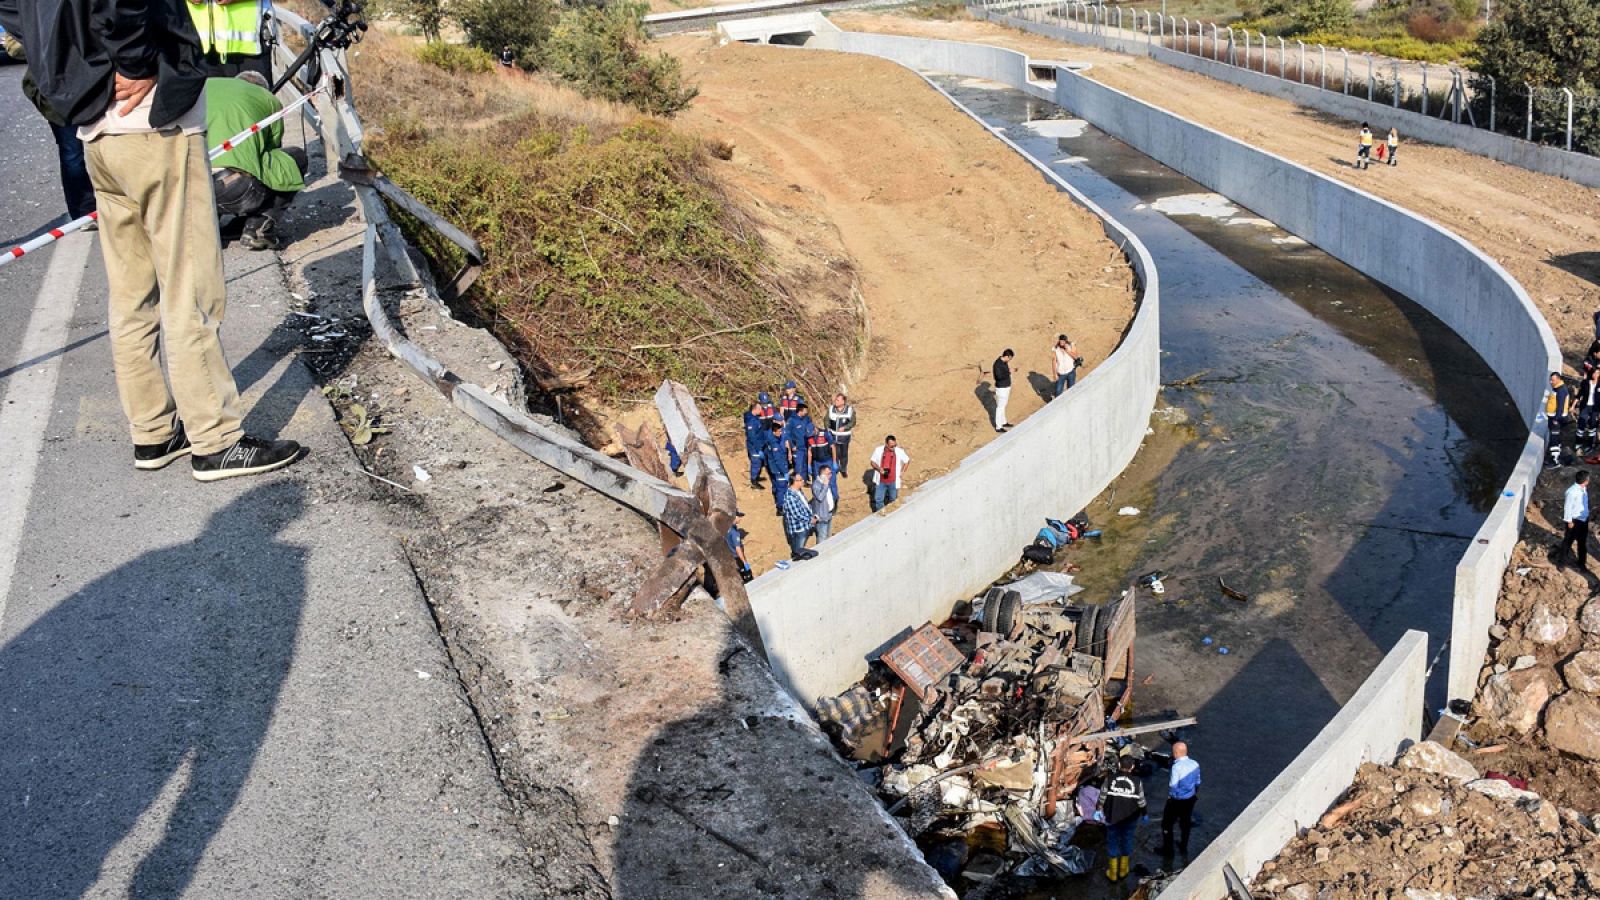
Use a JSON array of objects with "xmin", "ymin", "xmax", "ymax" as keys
[
  {"xmin": 1564, "ymin": 87, "xmax": 1575, "ymax": 151},
  {"xmin": 1526, "ymin": 83, "xmax": 1534, "ymax": 140},
  {"xmin": 1421, "ymin": 63, "xmax": 1429, "ymax": 116}
]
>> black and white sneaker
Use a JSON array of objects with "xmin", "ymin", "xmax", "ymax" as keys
[
  {"xmin": 191, "ymin": 435, "xmax": 303, "ymax": 482},
  {"xmin": 134, "ymin": 423, "xmax": 192, "ymax": 470}
]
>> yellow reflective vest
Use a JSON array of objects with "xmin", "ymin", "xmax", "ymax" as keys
[{"xmin": 188, "ymin": 0, "xmax": 265, "ymax": 59}]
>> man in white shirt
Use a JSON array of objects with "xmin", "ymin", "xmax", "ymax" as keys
[
  {"xmin": 1558, "ymin": 471, "xmax": 1591, "ymax": 569},
  {"xmin": 868, "ymin": 435, "xmax": 910, "ymax": 512}
]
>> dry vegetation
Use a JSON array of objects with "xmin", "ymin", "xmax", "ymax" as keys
[{"xmin": 345, "ymin": 27, "xmax": 860, "ymax": 428}]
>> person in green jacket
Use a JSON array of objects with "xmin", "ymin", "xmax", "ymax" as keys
[{"xmin": 206, "ymin": 71, "xmax": 306, "ymax": 250}]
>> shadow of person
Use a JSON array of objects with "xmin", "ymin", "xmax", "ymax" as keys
[
  {"xmin": 974, "ymin": 381, "xmax": 996, "ymax": 423},
  {"xmin": 1027, "ymin": 371, "xmax": 1055, "ymax": 403},
  {"xmin": 0, "ymin": 482, "xmax": 308, "ymax": 898},
  {"xmin": 613, "ymin": 636, "xmax": 946, "ymax": 899}
]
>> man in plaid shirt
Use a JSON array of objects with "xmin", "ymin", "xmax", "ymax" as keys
[{"xmin": 781, "ymin": 472, "xmax": 818, "ymax": 561}]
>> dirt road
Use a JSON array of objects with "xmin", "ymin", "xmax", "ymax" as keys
[{"xmin": 664, "ymin": 36, "xmax": 1138, "ymax": 568}]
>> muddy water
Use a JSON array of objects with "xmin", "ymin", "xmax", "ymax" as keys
[{"xmin": 932, "ymin": 75, "xmax": 1523, "ymax": 873}]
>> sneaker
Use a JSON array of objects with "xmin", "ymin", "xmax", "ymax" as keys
[
  {"xmin": 134, "ymin": 423, "xmax": 192, "ymax": 470},
  {"xmin": 191, "ymin": 435, "xmax": 303, "ymax": 482},
  {"xmin": 80, "ymin": 220, "xmax": 98, "ymax": 233},
  {"xmin": 240, "ymin": 219, "xmax": 281, "ymax": 251}
]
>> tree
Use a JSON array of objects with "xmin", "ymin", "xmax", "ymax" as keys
[
  {"xmin": 389, "ymin": 0, "xmax": 449, "ymax": 42},
  {"xmin": 1472, "ymin": 0, "xmax": 1600, "ymax": 151},
  {"xmin": 1291, "ymin": 0, "xmax": 1353, "ymax": 33},
  {"xmin": 458, "ymin": 0, "xmax": 555, "ymax": 68},
  {"xmin": 544, "ymin": 1, "xmax": 697, "ymax": 115}
]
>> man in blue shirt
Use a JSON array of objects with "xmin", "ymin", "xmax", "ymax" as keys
[
  {"xmin": 1558, "ymin": 471, "xmax": 1591, "ymax": 570},
  {"xmin": 1161, "ymin": 741, "xmax": 1201, "ymax": 862},
  {"xmin": 725, "ymin": 519, "xmax": 753, "ymax": 582},
  {"xmin": 780, "ymin": 473, "xmax": 818, "ymax": 561}
]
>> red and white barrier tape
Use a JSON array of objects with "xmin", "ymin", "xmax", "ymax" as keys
[{"xmin": 1, "ymin": 83, "xmax": 328, "ymax": 270}]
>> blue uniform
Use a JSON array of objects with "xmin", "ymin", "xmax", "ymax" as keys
[
  {"xmin": 784, "ymin": 415, "xmax": 816, "ymax": 475},
  {"xmin": 759, "ymin": 431, "xmax": 790, "ymax": 511},
  {"xmin": 744, "ymin": 411, "xmax": 767, "ymax": 482}
]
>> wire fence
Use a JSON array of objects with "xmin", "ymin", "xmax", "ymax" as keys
[{"xmin": 974, "ymin": 0, "xmax": 1599, "ymax": 156}]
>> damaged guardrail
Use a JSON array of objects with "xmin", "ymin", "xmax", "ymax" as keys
[{"xmin": 269, "ymin": 7, "xmax": 760, "ymax": 651}]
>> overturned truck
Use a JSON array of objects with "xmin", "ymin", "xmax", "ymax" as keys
[{"xmin": 818, "ymin": 572, "xmax": 1137, "ymax": 887}]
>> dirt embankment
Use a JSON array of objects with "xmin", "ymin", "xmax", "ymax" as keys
[{"xmin": 663, "ymin": 36, "xmax": 1138, "ymax": 567}]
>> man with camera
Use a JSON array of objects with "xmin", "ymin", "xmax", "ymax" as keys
[{"xmin": 0, "ymin": 0, "xmax": 303, "ymax": 480}]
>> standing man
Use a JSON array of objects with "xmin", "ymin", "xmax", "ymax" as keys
[
  {"xmin": 755, "ymin": 391, "xmax": 777, "ymax": 428},
  {"xmin": 1101, "ymin": 752, "xmax": 1146, "ymax": 882},
  {"xmin": 1051, "ymin": 334, "xmax": 1080, "ymax": 398},
  {"xmin": 810, "ymin": 466, "xmax": 837, "ymax": 544},
  {"xmin": 186, "ymin": 0, "xmax": 272, "ymax": 80},
  {"xmin": 1578, "ymin": 368, "xmax": 1600, "ymax": 457},
  {"xmin": 777, "ymin": 379, "xmax": 805, "ymax": 419},
  {"xmin": 784, "ymin": 402, "xmax": 818, "ymax": 482},
  {"xmin": 781, "ymin": 473, "xmax": 818, "ymax": 561},
  {"xmin": 206, "ymin": 71, "xmax": 307, "ymax": 250},
  {"xmin": 744, "ymin": 399, "xmax": 768, "ymax": 488},
  {"xmin": 1558, "ymin": 471, "xmax": 1591, "ymax": 570},
  {"xmin": 762, "ymin": 421, "xmax": 790, "ymax": 515},
  {"xmin": 868, "ymin": 435, "xmax": 910, "ymax": 512},
  {"xmin": 0, "ymin": 0, "xmax": 304, "ymax": 481},
  {"xmin": 1356, "ymin": 122, "xmax": 1374, "ymax": 170},
  {"xmin": 726, "ymin": 519, "xmax": 753, "ymax": 583},
  {"xmin": 1161, "ymin": 741, "xmax": 1201, "ymax": 864},
  {"xmin": 992, "ymin": 348, "xmax": 1015, "ymax": 432},
  {"xmin": 806, "ymin": 427, "xmax": 838, "ymax": 501},
  {"xmin": 1548, "ymin": 372, "xmax": 1575, "ymax": 469},
  {"xmin": 826, "ymin": 393, "xmax": 856, "ymax": 478}
]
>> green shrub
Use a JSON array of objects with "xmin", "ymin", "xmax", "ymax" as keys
[
  {"xmin": 1291, "ymin": 0, "xmax": 1353, "ymax": 32},
  {"xmin": 544, "ymin": 1, "xmax": 697, "ymax": 116},
  {"xmin": 458, "ymin": 0, "xmax": 555, "ymax": 69},
  {"xmin": 1297, "ymin": 30, "xmax": 1476, "ymax": 62},
  {"xmin": 415, "ymin": 42, "xmax": 496, "ymax": 74}
]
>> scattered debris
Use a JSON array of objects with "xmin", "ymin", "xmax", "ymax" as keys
[
  {"xmin": 413, "ymin": 464, "xmax": 432, "ymax": 482},
  {"xmin": 1117, "ymin": 506, "xmax": 1140, "ymax": 516},
  {"xmin": 1218, "ymin": 578, "xmax": 1248, "ymax": 603}
]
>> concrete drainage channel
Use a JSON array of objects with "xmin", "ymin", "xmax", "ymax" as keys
[{"xmin": 718, "ymin": 17, "xmax": 1559, "ymax": 898}]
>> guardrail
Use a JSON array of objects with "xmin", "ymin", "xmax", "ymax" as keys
[
  {"xmin": 266, "ymin": 7, "xmax": 762, "ymax": 647},
  {"xmin": 972, "ymin": 0, "xmax": 1600, "ymax": 188}
]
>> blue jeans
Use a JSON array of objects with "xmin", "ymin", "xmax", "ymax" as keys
[
  {"xmin": 1054, "ymin": 370, "xmax": 1077, "ymax": 397},
  {"xmin": 786, "ymin": 528, "xmax": 809, "ymax": 558},
  {"xmin": 1106, "ymin": 819, "xmax": 1137, "ymax": 858},
  {"xmin": 50, "ymin": 122, "xmax": 96, "ymax": 220},
  {"xmin": 872, "ymin": 481, "xmax": 899, "ymax": 511}
]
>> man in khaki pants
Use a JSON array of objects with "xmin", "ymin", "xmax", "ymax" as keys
[{"xmin": 1, "ymin": 0, "xmax": 302, "ymax": 481}]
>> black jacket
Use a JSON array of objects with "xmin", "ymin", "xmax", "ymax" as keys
[
  {"xmin": 1102, "ymin": 773, "xmax": 1146, "ymax": 827},
  {"xmin": 0, "ymin": 0, "xmax": 207, "ymax": 128},
  {"xmin": 993, "ymin": 357, "xmax": 1012, "ymax": 389}
]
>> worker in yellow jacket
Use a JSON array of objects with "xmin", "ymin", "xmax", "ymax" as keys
[{"xmin": 187, "ymin": 0, "xmax": 273, "ymax": 80}]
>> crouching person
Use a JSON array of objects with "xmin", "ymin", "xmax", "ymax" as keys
[{"xmin": 207, "ymin": 72, "xmax": 307, "ymax": 250}]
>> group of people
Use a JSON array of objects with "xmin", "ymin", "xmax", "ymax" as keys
[
  {"xmin": 1097, "ymin": 740, "xmax": 1203, "ymax": 881},
  {"xmin": 989, "ymin": 334, "xmax": 1083, "ymax": 431},
  {"xmin": 6, "ymin": 0, "xmax": 305, "ymax": 250},
  {"xmin": 740, "ymin": 383, "xmax": 913, "ymax": 560},
  {"xmin": 0, "ymin": 0, "xmax": 305, "ymax": 480},
  {"xmin": 1356, "ymin": 123, "xmax": 1401, "ymax": 170}
]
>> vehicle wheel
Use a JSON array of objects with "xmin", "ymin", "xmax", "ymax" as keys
[
  {"xmin": 1092, "ymin": 600, "xmax": 1113, "ymax": 657},
  {"xmin": 981, "ymin": 587, "xmax": 1004, "ymax": 633},
  {"xmin": 1076, "ymin": 605, "xmax": 1100, "ymax": 654},
  {"xmin": 994, "ymin": 590, "xmax": 1021, "ymax": 635}
]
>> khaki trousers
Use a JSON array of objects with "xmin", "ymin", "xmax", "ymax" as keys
[{"xmin": 85, "ymin": 130, "xmax": 243, "ymax": 456}]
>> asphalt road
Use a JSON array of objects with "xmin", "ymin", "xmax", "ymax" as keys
[{"xmin": 0, "ymin": 64, "xmax": 540, "ymax": 898}]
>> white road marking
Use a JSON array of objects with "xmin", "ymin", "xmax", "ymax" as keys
[{"xmin": 0, "ymin": 234, "xmax": 92, "ymax": 628}]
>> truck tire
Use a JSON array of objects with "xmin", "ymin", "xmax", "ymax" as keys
[
  {"xmin": 1076, "ymin": 605, "xmax": 1100, "ymax": 654},
  {"xmin": 994, "ymin": 590, "xmax": 1021, "ymax": 635},
  {"xmin": 1092, "ymin": 600, "xmax": 1113, "ymax": 657},
  {"xmin": 981, "ymin": 587, "xmax": 1003, "ymax": 633}
]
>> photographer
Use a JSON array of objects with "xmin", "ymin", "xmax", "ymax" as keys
[{"xmin": 0, "ymin": 0, "xmax": 303, "ymax": 480}]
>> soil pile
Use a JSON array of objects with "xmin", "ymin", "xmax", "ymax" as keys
[{"xmin": 1255, "ymin": 744, "xmax": 1600, "ymax": 899}]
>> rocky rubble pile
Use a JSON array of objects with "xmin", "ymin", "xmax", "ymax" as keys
[
  {"xmin": 1472, "ymin": 549, "xmax": 1600, "ymax": 764},
  {"xmin": 1253, "ymin": 741, "xmax": 1600, "ymax": 899}
]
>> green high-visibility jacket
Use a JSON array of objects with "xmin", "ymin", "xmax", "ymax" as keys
[
  {"xmin": 205, "ymin": 77, "xmax": 305, "ymax": 194},
  {"xmin": 187, "ymin": 0, "xmax": 265, "ymax": 58}
]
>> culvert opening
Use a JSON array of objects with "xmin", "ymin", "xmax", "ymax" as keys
[
  {"xmin": 1027, "ymin": 63, "xmax": 1058, "ymax": 84},
  {"xmin": 767, "ymin": 30, "xmax": 814, "ymax": 46}
]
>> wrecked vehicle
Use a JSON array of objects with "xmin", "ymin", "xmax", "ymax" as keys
[{"xmin": 816, "ymin": 569, "xmax": 1138, "ymax": 891}]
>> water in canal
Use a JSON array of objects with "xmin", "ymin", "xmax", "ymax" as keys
[{"xmin": 929, "ymin": 74, "xmax": 1524, "ymax": 881}]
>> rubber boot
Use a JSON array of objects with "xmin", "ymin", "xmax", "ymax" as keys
[{"xmin": 1117, "ymin": 856, "xmax": 1129, "ymax": 880}]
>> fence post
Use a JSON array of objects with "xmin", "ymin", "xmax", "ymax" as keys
[
  {"xmin": 1183, "ymin": 18, "xmax": 1189, "ymax": 52},
  {"xmin": 1319, "ymin": 44, "xmax": 1327, "ymax": 90},
  {"xmin": 1393, "ymin": 61, "xmax": 1401, "ymax": 108},
  {"xmin": 1421, "ymin": 63, "xmax": 1429, "ymax": 116},
  {"xmin": 1279, "ymin": 36, "xmax": 1286, "ymax": 78},
  {"xmin": 1488, "ymin": 76, "xmax": 1496, "ymax": 133},
  {"xmin": 1564, "ymin": 87, "xmax": 1575, "ymax": 151},
  {"xmin": 1261, "ymin": 32, "xmax": 1269, "ymax": 73},
  {"xmin": 1341, "ymin": 48, "xmax": 1349, "ymax": 94},
  {"xmin": 1211, "ymin": 24, "xmax": 1220, "ymax": 60},
  {"xmin": 1297, "ymin": 39, "xmax": 1305, "ymax": 82},
  {"xmin": 1367, "ymin": 55, "xmax": 1374, "ymax": 102},
  {"xmin": 1526, "ymin": 84, "xmax": 1534, "ymax": 140},
  {"xmin": 1226, "ymin": 26, "xmax": 1235, "ymax": 65}
]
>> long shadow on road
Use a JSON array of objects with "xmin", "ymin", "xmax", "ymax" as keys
[{"xmin": 0, "ymin": 483, "xmax": 307, "ymax": 898}]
